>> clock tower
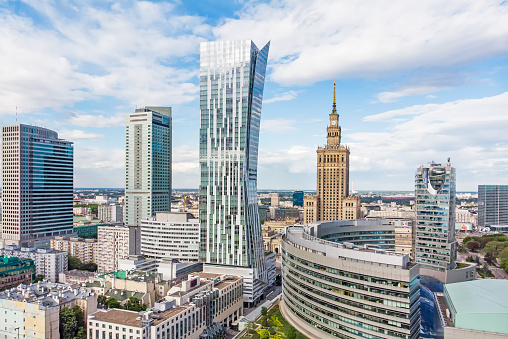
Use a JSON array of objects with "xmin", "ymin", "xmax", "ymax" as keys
[{"xmin": 327, "ymin": 82, "xmax": 341, "ymax": 147}]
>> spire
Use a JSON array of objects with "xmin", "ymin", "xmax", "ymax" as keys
[{"xmin": 332, "ymin": 80, "xmax": 337, "ymax": 115}]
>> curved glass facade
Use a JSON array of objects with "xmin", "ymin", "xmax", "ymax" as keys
[{"xmin": 282, "ymin": 226, "xmax": 420, "ymax": 339}]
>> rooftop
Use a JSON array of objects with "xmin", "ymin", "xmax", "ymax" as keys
[{"xmin": 91, "ymin": 305, "xmax": 192, "ymax": 327}]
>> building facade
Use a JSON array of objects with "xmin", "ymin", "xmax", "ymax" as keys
[
  {"xmin": 478, "ymin": 185, "xmax": 508, "ymax": 228},
  {"xmin": 98, "ymin": 203, "xmax": 123, "ymax": 223},
  {"xmin": 125, "ymin": 107, "xmax": 172, "ymax": 226},
  {"xmin": 303, "ymin": 85, "xmax": 361, "ymax": 224},
  {"xmin": 51, "ymin": 236, "xmax": 98, "ymax": 264},
  {"xmin": 292, "ymin": 190, "xmax": 304, "ymax": 207},
  {"xmin": 0, "ymin": 246, "xmax": 67, "ymax": 282},
  {"xmin": 97, "ymin": 225, "xmax": 140, "ymax": 273},
  {"xmin": 140, "ymin": 212, "xmax": 199, "ymax": 261},
  {"xmin": 198, "ymin": 40, "xmax": 270, "ymax": 307},
  {"xmin": 281, "ymin": 225, "xmax": 421, "ymax": 339},
  {"xmin": 0, "ymin": 256, "xmax": 35, "ymax": 291},
  {"xmin": 1, "ymin": 124, "xmax": 73, "ymax": 247},
  {"xmin": 415, "ymin": 160, "xmax": 458, "ymax": 282}
]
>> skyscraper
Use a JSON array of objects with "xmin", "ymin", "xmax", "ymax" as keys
[
  {"xmin": 125, "ymin": 107, "xmax": 171, "ymax": 226},
  {"xmin": 415, "ymin": 160, "xmax": 457, "ymax": 281},
  {"xmin": 199, "ymin": 40, "xmax": 269, "ymax": 307},
  {"xmin": 292, "ymin": 190, "xmax": 304, "ymax": 207},
  {"xmin": 478, "ymin": 185, "xmax": 508, "ymax": 228},
  {"xmin": 1, "ymin": 124, "xmax": 73, "ymax": 247},
  {"xmin": 303, "ymin": 83, "xmax": 361, "ymax": 224}
]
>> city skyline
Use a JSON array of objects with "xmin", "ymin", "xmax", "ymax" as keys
[{"xmin": 1, "ymin": 1, "xmax": 508, "ymax": 191}]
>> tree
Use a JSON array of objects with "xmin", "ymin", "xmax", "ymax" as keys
[
  {"xmin": 68, "ymin": 256, "xmax": 83, "ymax": 270},
  {"xmin": 97, "ymin": 295, "xmax": 108, "ymax": 307},
  {"xmin": 246, "ymin": 321, "xmax": 255, "ymax": 332},
  {"xmin": 106, "ymin": 298, "xmax": 122, "ymax": 309},
  {"xmin": 261, "ymin": 306, "xmax": 268, "ymax": 316},
  {"xmin": 257, "ymin": 329, "xmax": 270, "ymax": 339},
  {"xmin": 34, "ymin": 274, "xmax": 45, "ymax": 282},
  {"xmin": 60, "ymin": 307, "xmax": 78, "ymax": 339},
  {"xmin": 72, "ymin": 305, "xmax": 85, "ymax": 329},
  {"xmin": 484, "ymin": 241, "xmax": 507, "ymax": 257},
  {"xmin": 261, "ymin": 315, "xmax": 268, "ymax": 327},
  {"xmin": 125, "ymin": 297, "xmax": 145, "ymax": 312},
  {"xmin": 466, "ymin": 241, "xmax": 480, "ymax": 252},
  {"xmin": 286, "ymin": 325, "xmax": 297, "ymax": 339}
]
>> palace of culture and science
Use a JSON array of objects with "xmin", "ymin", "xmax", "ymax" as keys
[{"xmin": 303, "ymin": 84, "xmax": 361, "ymax": 223}]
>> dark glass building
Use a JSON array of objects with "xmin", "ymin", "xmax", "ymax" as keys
[
  {"xmin": 293, "ymin": 190, "xmax": 304, "ymax": 207},
  {"xmin": 478, "ymin": 185, "xmax": 508, "ymax": 228}
]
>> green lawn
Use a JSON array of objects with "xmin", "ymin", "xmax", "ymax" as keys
[{"xmin": 455, "ymin": 262, "xmax": 470, "ymax": 269}]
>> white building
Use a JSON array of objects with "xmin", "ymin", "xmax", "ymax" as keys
[
  {"xmin": 97, "ymin": 225, "xmax": 141, "ymax": 273},
  {"xmin": 140, "ymin": 212, "xmax": 199, "ymax": 261},
  {"xmin": 270, "ymin": 192, "xmax": 280, "ymax": 206},
  {"xmin": 98, "ymin": 203, "xmax": 123, "ymax": 223},
  {"xmin": 125, "ymin": 107, "xmax": 172, "ymax": 226},
  {"xmin": 0, "ymin": 246, "xmax": 68, "ymax": 282},
  {"xmin": 0, "ymin": 282, "xmax": 97, "ymax": 339}
]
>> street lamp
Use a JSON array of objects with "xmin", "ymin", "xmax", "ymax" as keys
[{"xmin": 14, "ymin": 327, "xmax": 20, "ymax": 339}]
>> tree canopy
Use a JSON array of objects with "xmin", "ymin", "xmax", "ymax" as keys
[{"xmin": 60, "ymin": 305, "xmax": 86, "ymax": 339}]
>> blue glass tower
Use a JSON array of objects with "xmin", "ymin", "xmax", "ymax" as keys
[
  {"xmin": 293, "ymin": 190, "xmax": 304, "ymax": 207},
  {"xmin": 199, "ymin": 40, "xmax": 269, "ymax": 306}
]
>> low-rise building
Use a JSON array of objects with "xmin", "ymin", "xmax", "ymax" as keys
[
  {"xmin": 0, "ymin": 256, "xmax": 35, "ymax": 291},
  {"xmin": 0, "ymin": 246, "xmax": 68, "ymax": 282},
  {"xmin": 51, "ymin": 236, "xmax": 98, "ymax": 264},
  {"xmin": 97, "ymin": 225, "xmax": 140, "ymax": 273},
  {"xmin": 0, "ymin": 282, "xmax": 97, "ymax": 339},
  {"xmin": 59, "ymin": 269, "xmax": 96, "ymax": 285},
  {"xmin": 435, "ymin": 280, "xmax": 508, "ymax": 338}
]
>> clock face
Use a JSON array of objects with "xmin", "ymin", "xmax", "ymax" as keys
[{"xmin": 331, "ymin": 120, "xmax": 336, "ymax": 126}]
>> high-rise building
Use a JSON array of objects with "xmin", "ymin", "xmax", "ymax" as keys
[
  {"xmin": 97, "ymin": 225, "xmax": 140, "ymax": 273},
  {"xmin": 292, "ymin": 190, "xmax": 304, "ymax": 207},
  {"xmin": 270, "ymin": 192, "xmax": 280, "ymax": 206},
  {"xmin": 125, "ymin": 107, "xmax": 171, "ymax": 226},
  {"xmin": 98, "ymin": 203, "xmax": 123, "ymax": 223},
  {"xmin": 199, "ymin": 40, "xmax": 270, "ymax": 307},
  {"xmin": 415, "ymin": 160, "xmax": 459, "ymax": 281},
  {"xmin": 1, "ymin": 124, "xmax": 73, "ymax": 247},
  {"xmin": 303, "ymin": 84, "xmax": 361, "ymax": 224},
  {"xmin": 478, "ymin": 185, "xmax": 508, "ymax": 228}
]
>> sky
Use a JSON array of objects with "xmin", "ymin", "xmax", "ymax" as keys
[{"xmin": 1, "ymin": 0, "xmax": 508, "ymax": 191}]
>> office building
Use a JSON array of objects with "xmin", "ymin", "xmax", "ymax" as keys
[
  {"xmin": 415, "ymin": 160, "xmax": 460, "ymax": 282},
  {"xmin": 125, "ymin": 107, "xmax": 172, "ymax": 226},
  {"xmin": 1, "ymin": 124, "xmax": 73, "ymax": 247},
  {"xmin": 0, "ymin": 246, "xmax": 67, "ymax": 282},
  {"xmin": 292, "ymin": 190, "xmax": 304, "ymax": 207},
  {"xmin": 435, "ymin": 280, "xmax": 508, "ymax": 338},
  {"xmin": 97, "ymin": 225, "xmax": 140, "ymax": 273},
  {"xmin": 140, "ymin": 212, "xmax": 199, "ymax": 261},
  {"xmin": 51, "ymin": 236, "xmax": 98, "ymax": 264},
  {"xmin": 0, "ymin": 256, "xmax": 35, "ymax": 291},
  {"xmin": 0, "ymin": 282, "xmax": 97, "ymax": 339},
  {"xmin": 98, "ymin": 203, "xmax": 123, "ymax": 223},
  {"xmin": 478, "ymin": 185, "xmax": 508, "ymax": 228},
  {"xmin": 281, "ymin": 225, "xmax": 421, "ymax": 339},
  {"xmin": 303, "ymin": 84, "xmax": 361, "ymax": 224},
  {"xmin": 199, "ymin": 40, "xmax": 270, "ymax": 307},
  {"xmin": 270, "ymin": 192, "xmax": 280, "ymax": 206}
]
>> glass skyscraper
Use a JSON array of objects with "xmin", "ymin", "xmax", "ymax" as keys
[
  {"xmin": 415, "ymin": 160, "xmax": 457, "ymax": 279},
  {"xmin": 478, "ymin": 185, "xmax": 508, "ymax": 228},
  {"xmin": 1, "ymin": 124, "xmax": 73, "ymax": 247},
  {"xmin": 199, "ymin": 40, "xmax": 269, "ymax": 306},
  {"xmin": 125, "ymin": 107, "xmax": 172, "ymax": 226}
]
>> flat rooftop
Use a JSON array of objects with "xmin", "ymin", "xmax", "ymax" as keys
[{"xmin": 91, "ymin": 306, "xmax": 192, "ymax": 327}]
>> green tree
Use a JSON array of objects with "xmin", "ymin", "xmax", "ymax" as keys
[
  {"xmin": 82, "ymin": 262, "xmax": 98, "ymax": 272},
  {"xmin": 60, "ymin": 307, "xmax": 78, "ymax": 339},
  {"xmin": 484, "ymin": 241, "xmax": 506, "ymax": 257},
  {"xmin": 261, "ymin": 315, "xmax": 268, "ymax": 327},
  {"xmin": 106, "ymin": 298, "xmax": 122, "ymax": 309},
  {"xmin": 76, "ymin": 327, "xmax": 87, "ymax": 339},
  {"xmin": 466, "ymin": 241, "xmax": 481, "ymax": 252},
  {"xmin": 68, "ymin": 256, "xmax": 83, "ymax": 270},
  {"xmin": 261, "ymin": 306, "xmax": 268, "ymax": 316},
  {"xmin": 286, "ymin": 325, "xmax": 297, "ymax": 339},
  {"xmin": 97, "ymin": 295, "xmax": 108, "ymax": 307},
  {"xmin": 125, "ymin": 297, "xmax": 145, "ymax": 312},
  {"xmin": 246, "ymin": 321, "xmax": 255, "ymax": 332},
  {"xmin": 72, "ymin": 305, "xmax": 85, "ymax": 329},
  {"xmin": 258, "ymin": 328, "xmax": 270, "ymax": 339},
  {"xmin": 34, "ymin": 274, "xmax": 45, "ymax": 282}
]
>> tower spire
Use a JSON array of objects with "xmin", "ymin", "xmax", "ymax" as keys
[{"xmin": 332, "ymin": 80, "xmax": 337, "ymax": 115}]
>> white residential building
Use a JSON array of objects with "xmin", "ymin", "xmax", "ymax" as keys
[
  {"xmin": 125, "ymin": 107, "xmax": 172, "ymax": 227},
  {"xmin": 141, "ymin": 212, "xmax": 199, "ymax": 261},
  {"xmin": 0, "ymin": 246, "xmax": 68, "ymax": 282},
  {"xmin": 97, "ymin": 225, "xmax": 141, "ymax": 273},
  {"xmin": 98, "ymin": 203, "xmax": 123, "ymax": 223}
]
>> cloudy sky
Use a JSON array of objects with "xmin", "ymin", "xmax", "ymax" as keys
[{"xmin": 1, "ymin": 0, "xmax": 508, "ymax": 191}]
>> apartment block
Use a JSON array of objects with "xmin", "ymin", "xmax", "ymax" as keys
[
  {"xmin": 97, "ymin": 225, "xmax": 140, "ymax": 273},
  {"xmin": 51, "ymin": 236, "xmax": 98, "ymax": 264}
]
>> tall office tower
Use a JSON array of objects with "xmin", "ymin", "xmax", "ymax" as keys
[
  {"xmin": 415, "ymin": 160, "xmax": 458, "ymax": 282},
  {"xmin": 478, "ymin": 185, "xmax": 508, "ymax": 228},
  {"xmin": 303, "ymin": 84, "xmax": 361, "ymax": 224},
  {"xmin": 199, "ymin": 40, "xmax": 270, "ymax": 307},
  {"xmin": 125, "ymin": 107, "xmax": 171, "ymax": 226},
  {"xmin": 292, "ymin": 190, "xmax": 304, "ymax": 207},
  {"xmin": 1, "ymin": 124, "xmax": 73, "ymax": 247}
]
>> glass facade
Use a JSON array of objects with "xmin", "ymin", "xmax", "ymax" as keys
[
  {"xmin": 1, "ymin": 124, "xmax": 73, "ymax": 246},
  {"xmin": 125, "ymin": 107, "xmax": 172, "ymax": 226},
  {"xmin": 293, "ymin": 190, "xmax": 304, "ymax": 207},
  {"xmin": 478, "ymin": 185, "xmax": 508, "ymax": 227},
  {"xmin": 415, "ymin": 161, "xmax": 457, "ymax": 272},
  {"xmin": 198, "ymin": 40, "xmax": 269, "ymax": 276}
]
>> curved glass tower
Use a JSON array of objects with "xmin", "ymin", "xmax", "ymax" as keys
[{"xmin": 199, "ymin": 40, "xmax": 269, "ymax": 306}]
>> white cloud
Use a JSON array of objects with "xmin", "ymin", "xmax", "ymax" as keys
[
  {"xmin": 261, "ymin": 118, "xmax": 297, "ymax": 134},
  {"xmin": 214, "ymin": 0, "xmax": 508, "ymax": 85},
  {"xmin": 347, "ymin": 91, "xmax": 508, "ymax": 189},
  {"xmin": 377, "ymin": 86, "xmax": 444, "ymax": 103},
  {"xmin": 75, "ymin": 147, "xmax": 125, "ymax": 170},
  {"xmin": 59, "ymin": 129, "xmax": 104, "ymax": 140},
  {"xmin": 66, "ymin": 113, "xmax": 125, "ymax": 128},
  {"xmin": 260, "ymin": 145, "xmax": 315, "ymax": 173},
  {"xmin": 264, "ymin": 90, "xmax": 298, "ymax": 104}
]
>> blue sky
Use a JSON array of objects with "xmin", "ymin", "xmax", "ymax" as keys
[{"xmin": 1, "ymin": 0, "xmax": 508, "ymax": 191}]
